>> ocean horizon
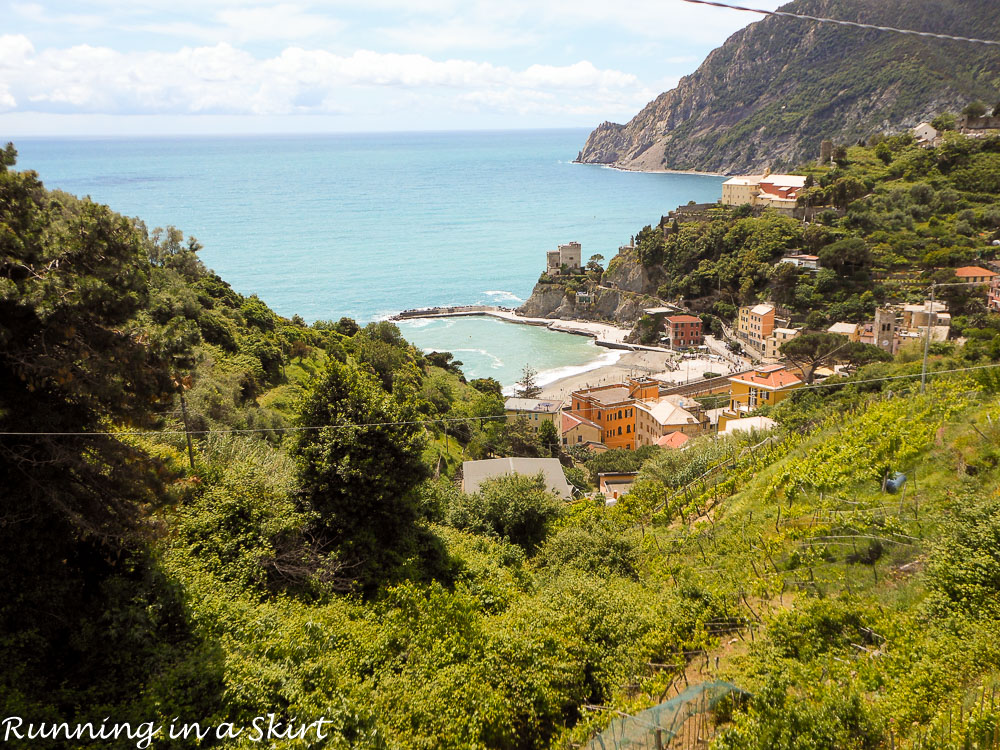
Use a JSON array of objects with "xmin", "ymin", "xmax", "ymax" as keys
[{"xmin": 13, "ymin": 130, "xmax": 725, "ymax": 384}]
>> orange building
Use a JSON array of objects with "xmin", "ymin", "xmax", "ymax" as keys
[
  {"xmin": 568, "ymin": 377, "xmax": 659, "ymax": 451},
  {"xmin": 737, "ymin": 304, "xmax": 775, "ymax": 352}
]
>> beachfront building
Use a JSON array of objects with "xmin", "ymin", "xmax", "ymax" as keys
[
  {"xmin": 664, "ymin": 314, "xmax": 704, "ymax": 349},
  {"xmin": 634, "ymin": 396, "xmax": 709, "ymax": 448},
  {"xmin": 462, "ymin": 458, "xmax": 574, "ymax": 500},
  {"xmin": 504, "ymin": 397, "xmax": 563, "ymax": 432},
  {"xmin": 737, "ymin": 304, "xmax": 775, "ymax": 352},
  {"xmin": 568, "ymin": 377, "xmax": 659, "ymax": 451},
  {"xmin": 720, "ymin": 173, "xmax": 807, "ymax": 216},
  {"xmin": 719, "ymin": 364, "xmax": 803, "ymax": 429},
  {"xmin": 546, "ymin": 241, "xmax": 582, "ymax": 276},
  {"xmin": 561, "ymin": 411, "xmax": 602, "ymax": 448},
  {"xmin": 764, "ymin": 327, "xmax": 800, "ymax": 360}
]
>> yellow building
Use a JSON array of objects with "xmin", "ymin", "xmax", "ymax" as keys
[
  {"xmin": 561, "ymin": 412, "xmax": 602, "ymax": 448},
  {"xmin": 764, "ymin": 327, "xmax": 800, "ymax": 360},
  {"xmin": 504, "ymin": 397, "xmax": 563, "ymax": 432},
  {"xmin": 826, "ymin": 322, "xmax": 861, "ymax": 342},
  {"xmin": 719, "ymin": 364, "xmax": 803, "ymax": 429}
]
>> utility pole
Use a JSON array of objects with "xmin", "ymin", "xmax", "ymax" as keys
[{"xmin": 920, "ymin": 282, "xmax": 935, "ymax": 394}]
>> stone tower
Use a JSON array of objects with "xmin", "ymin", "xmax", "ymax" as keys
[{"xmin": 874, "ymin": 308, "xmax": 897, "ymax": 354}]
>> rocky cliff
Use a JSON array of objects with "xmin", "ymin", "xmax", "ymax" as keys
[
  {"xmin": 578, "ymin": 0, "xmax": 1000, "ymax": 174},
  {"xmin": 517, "ymin": 249, "xmax": 664, "ymax": 325}
]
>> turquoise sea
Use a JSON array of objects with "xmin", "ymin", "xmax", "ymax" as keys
[{"xmin": 14, "ymin": 131, "xmax": 724, "ymax": 384}]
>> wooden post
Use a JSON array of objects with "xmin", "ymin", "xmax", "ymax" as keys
[{"xmin": 654, "ymin": 728, "xmax": 664, "ymax": 750}]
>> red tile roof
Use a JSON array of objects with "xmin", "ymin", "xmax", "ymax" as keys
[
  {"xmin": 562, "ymin": 412, "xmax": 599, "ymax": 433},
  {"xmin": 666, "ymin": 315, "xmax": 702, "ymax": 324},
  {"xmin": 730, "ymin": 367, "xmax": 803, "ymax": 390},
  {"xmin": 955, "ymin": 266, "xmax": 997, "ymax": 278},
  {"xmin": 656, "ymin": 431, "xmax": 690, "ymax": 449}
]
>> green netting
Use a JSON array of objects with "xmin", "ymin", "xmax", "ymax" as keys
[{"xmin": 586, "ymin": 681, "xmax": 748, "ymax": 750}]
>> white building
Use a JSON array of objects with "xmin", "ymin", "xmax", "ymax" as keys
[
  {"xmin": 913, "ymin": 122, "xmax": 940, "ymax": 146},
  {"xmin": 778, "ymin": 254, "xmax": 820, "ymax": 270}
]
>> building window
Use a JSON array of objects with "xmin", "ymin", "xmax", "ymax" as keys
[{"xmin": 618, "ymin": 426, "xmax": 622, "ymax": 436}]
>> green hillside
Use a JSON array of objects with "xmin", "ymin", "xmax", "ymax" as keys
[{"xmin": 6, "ymin": 140, "xmax": 1000, "ymax": 749}]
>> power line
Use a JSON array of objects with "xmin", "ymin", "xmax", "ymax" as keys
[
  {"xmin": 0, "ymin": 412, "xmax": 510, "ymax": 438},
  {"xmin": 0, "ymin": 359, "xmax": 996, "ymax": 438},
  {"xmin": 680, "ymin": 0, "xmax": 1000, "ymax": 47}
]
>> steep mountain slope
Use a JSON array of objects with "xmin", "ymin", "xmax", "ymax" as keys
[{"xmin": 577, "ymin": 0, "xmax": 1000, "ymax": 173}]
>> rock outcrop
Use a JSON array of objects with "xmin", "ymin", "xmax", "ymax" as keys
[
  {"xmin": 577, "ymin": 0, "xmax": 1000, "ymax": 174},
  {"xmin": 517, "ymin": 250, "xmax": 664, "ymax": 326}
]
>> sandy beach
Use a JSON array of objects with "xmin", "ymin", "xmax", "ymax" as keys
[{"xmin": 537, "ymin": 349, "xmax": 738, "ymax": 401}]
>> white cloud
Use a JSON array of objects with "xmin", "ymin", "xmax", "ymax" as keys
[
  {"xmin": 1, "ymin": 38, "xmax": 651, "ymax": 120},
  {"xmin": 0, "ymin": 34, "xmax": 36, "ymax": 67},
  {"xmin": 375, "ymin": 20, "xmax": 537, "ymax": 52},
  {"xmin": 0, "ymin": 85, "xmax": 16, "ymax": 111}
]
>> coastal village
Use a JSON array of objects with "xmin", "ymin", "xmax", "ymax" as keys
[{"xmin": 397, "ymin": 117, "xmax": 1000, "ymax": 504}]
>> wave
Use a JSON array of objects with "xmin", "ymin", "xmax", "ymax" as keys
[
  {"xmin": 483, "ymin": 290, "xmax": 524, "ymax": 303},
  {"xmin": 448, "ymin": 347, "xmax": 504, "ymax": 370},
  {"xmin": 533, "ymin": 348, "xmax": 623, "ymax": 387}
]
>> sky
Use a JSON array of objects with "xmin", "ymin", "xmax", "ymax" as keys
[{"xmin": 0, "ymin": 0, "xmax": 785, "ymax": 136}]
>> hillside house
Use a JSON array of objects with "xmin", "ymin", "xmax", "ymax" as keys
[
  {"xmin": 902, "ymin": 301, "xmax": 950, "ymax": 331},
  {"xmin": 504, "ymin": 397, "xmax": 563, "ymax": 432},
  {"xmin": 462, "ymin": 458, "xmax": 574, "ymax": 500},
  {"xmin": 634, "ymin": 396, "xmax": 709, "ymax": 448},
  {"xmin": 561, "ymin": 411, "xmax": 602, "ymax": 448},
  {"xmin": 721, "ymin": 173, "xmax": 807, "ymax": 216},
  {"xmin": 913, "ymin": 122, "xmax": 940, "ymax": 146},
  {"xmin": 764, "ymin": 327, "xmax": 800, "ymax": 360},
  {"xmin": 598, "ymin": 472, "xmax": 638, "ymax": 502},
  {"xmin": 954, "ymin": 266, "xmax": 998, "ymax": 284},
  {"xmin": 778, "ymin": 254, "xmax": 820, "ymax": 270},
  {"xmin": 719, "ymin": 364, "xmax": 803, "ymax": 429},
  {"xmin": 990, "ymin": 277, "xmax": 1000, "ymax": 311},
  {"xmin": 656, "ymin": 431, "xmax": 690, "ymax": 449},
  {"xmin": 827, "ymin": 322, "xmax": 862, "ymax": 342}
]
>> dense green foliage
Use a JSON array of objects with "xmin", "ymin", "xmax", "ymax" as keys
[
  {"xmin": 610, "ymin": 130, "xmax": 1000, "ymax": 339},
  {"xmin": 7, "ymin": 133, "xmax": 1000, "ymax": 750}
]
